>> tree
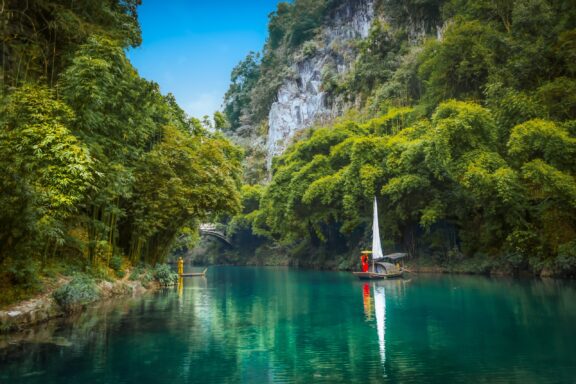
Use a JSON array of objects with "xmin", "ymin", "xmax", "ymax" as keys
[
  {"xmin": 122, "ymin": 126, "xmax": 242, "ymax": 264},
  {"xmin": 214, "ymin": 111, "xmax": 231, "ymax": 131},
  {"xmin": 223, "ymin": 52, "xmax": 261, "ymax": 130},
  {"xmin": 0, "ymin": 85, "xmax": 92, "ymax": 264}
]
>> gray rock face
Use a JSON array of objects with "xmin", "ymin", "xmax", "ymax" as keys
[{"xmin": 266, "ymin": 0, "xmax": 375, "ymax": 169}]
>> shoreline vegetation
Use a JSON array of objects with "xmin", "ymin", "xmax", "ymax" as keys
[
  {"xmin": 206, "ymin": 250, "xmax": 564, "ymax": 280},
  {"xmin": 0, "ymin": 264, "xmax": 178, "ymax": 333}
]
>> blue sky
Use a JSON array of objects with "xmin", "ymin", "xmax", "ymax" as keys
[{"xmin": 128, "ymin": 1, "xmax": 280, "ymax": 119}]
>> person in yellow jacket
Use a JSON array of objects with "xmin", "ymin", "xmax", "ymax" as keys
[{"xmin": 177, "ymin": 257, "xmax": 184, "ymax": 276}]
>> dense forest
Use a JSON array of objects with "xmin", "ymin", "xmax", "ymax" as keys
[
  {"xmin": 1, "ymin": 0, "xmax": 575, "ymax": 308},
  {"xmin": 218, "ymin": 0, "xmax": 576, "ymax": 276},
  {"xmin": 0, "ymin": 0, "xmax": 242, "ymax": 304}
]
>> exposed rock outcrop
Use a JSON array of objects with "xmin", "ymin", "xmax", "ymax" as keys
[{"xmin": 266, "ymin": 0, "xmax": 375, "ymax": 168}]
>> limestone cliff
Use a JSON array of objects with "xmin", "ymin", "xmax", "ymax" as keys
[{"xmin": 266, "ymin": 0, "xmax": 375, "ymax": 168}]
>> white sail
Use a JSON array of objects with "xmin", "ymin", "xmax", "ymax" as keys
[{"xmin": 372, "ymin": 197, "xmax": 384, "ymax": 260}]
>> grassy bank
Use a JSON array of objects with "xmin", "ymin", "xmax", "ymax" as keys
[{"xmin": 0, "ymin": 262, "xmax": 178, "ymax": 333}]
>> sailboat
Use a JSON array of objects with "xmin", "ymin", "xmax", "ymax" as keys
[{"xmin": 353, "ymin": 197, "xmax": 406, "ymax": 280}]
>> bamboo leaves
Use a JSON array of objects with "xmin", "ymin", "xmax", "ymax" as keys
[{"xmin": 249, "ymin": 100, "xmax": 575, "ymax": 271}]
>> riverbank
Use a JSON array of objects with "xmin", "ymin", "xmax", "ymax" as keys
[
  {"xmin": 0, "ymin": 265, "xmax": 178, "ymax": 333},
  {"xmin": 0, "ymin": 278, "xmax": 149, "ymax": 333},
  {"xmin": 196, "ymin": 242, "xmax": 573, "ymax": 278},
  {"xmin": 405, "ymin": 255, "xmax": 569, "ymax": 278}
]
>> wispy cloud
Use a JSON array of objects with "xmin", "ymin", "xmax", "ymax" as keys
[{"xmin": 185, "ymin": 92, "xmax": 221, "ymax": 118}]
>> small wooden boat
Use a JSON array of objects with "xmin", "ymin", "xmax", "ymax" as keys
[
  {"xmin": 353, "ymin": 253, "xmax": 406, "ymax": 280},
  {"xmin": 180, "ymin": 268, "xmax": 207, "ymax": 277},
  {"xmin": 353, "ymin": 197, "xmax": 407, "ymax": 280}
]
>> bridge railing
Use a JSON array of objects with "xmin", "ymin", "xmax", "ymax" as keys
[{"xmin": 199, "ymin": 223, "xmax": 226, "ymax": 233}]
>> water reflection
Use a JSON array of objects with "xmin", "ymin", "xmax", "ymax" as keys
[
  {"xmin": 373, "ymin": 284, "xmax": 386, "ymax": 368},
  {"xmin": 363, "ymin": 279, "xmax": 413, "ymax": 376},
  {"xmin": 362, "ymin": 283, "xmax": 372, "ymax": 320},
  {"xmin": 1, "ymin": 269, "xmax": 576, "ymax": 384}
]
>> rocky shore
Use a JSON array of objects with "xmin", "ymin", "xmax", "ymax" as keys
[{"xmin": 0, "ymin": 277, "xmax": 155, "ymax": 333}]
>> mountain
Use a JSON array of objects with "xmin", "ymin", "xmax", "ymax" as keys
[
  {"xmin": 266, "ymin": 0, "xmax": 375, "ymax": 168},
  {"xmin": 222, "ymin": 0, "xmax": 447, "ymax": 180},
  {"xmin": 217, "ymin": 0, "xmax": 576, "ymax": 276}
]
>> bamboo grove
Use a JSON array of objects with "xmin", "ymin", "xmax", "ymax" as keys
[
  {"xmin": 223, "ymin": 0, "xmax": 576, "ymax": 275},
  {"xmin": 0, "ymin": 1, "xmax": 242, "ymax": 290}
]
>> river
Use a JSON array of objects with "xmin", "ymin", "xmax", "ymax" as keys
[{"xmin": 1, "ymin": 266, "xmax": 575, "ymax": 383}]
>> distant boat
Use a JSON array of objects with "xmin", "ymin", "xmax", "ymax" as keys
[
  {"xmin": 353, "ymin": 198, "xmax": 406, "ymax": 280},
  {"xmin": 180, "ymin": 268, "xmax": 208, "ymax": 277}
]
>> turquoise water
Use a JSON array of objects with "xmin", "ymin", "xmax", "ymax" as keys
[{"xmin": 1, "ymin": 267, "xmax": 575, "ymax": 383}]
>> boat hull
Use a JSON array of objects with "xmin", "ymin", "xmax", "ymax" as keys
[
  {"xmin": 353, "ymin": 270, "xmax": 404, "ymax": 280},
  {"xmin": 180, "ymin": 268, "xmax": 207, "ymax": 277}
]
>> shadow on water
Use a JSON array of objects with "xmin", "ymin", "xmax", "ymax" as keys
[{"xmin": 1, "ymin": 268, "xmax": 575, "ymax": 384}]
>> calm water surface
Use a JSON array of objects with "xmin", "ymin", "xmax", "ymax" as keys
[{"xmin": 1, "ymin": 266, "xmax": 575, "ymax": 383}]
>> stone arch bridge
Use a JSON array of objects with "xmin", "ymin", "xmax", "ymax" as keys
[{"xmin": 199, "ymin": 224, "xmax": 232, "ymax": 246}]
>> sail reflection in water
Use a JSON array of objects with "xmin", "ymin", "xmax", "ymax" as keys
[
  {"xmin": 362, "ymin": 282, "xmax": 387, "ymax": 372},
  {"xmin": 362, "ymin": 279, "xmax": 411, "ymax": 376},
  {"xmin": 373, "ymin": 284, "xmax": 386, "ymax": 368}
]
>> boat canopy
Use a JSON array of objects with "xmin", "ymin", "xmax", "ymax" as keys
[{"xmin": 374, "ymin": 252, "xmax": 407, "ymax": 262}]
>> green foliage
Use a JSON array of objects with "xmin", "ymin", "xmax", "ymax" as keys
[
  {"xmin": 217, "ymin": 0, "xmax": 576, "ymax": 275},
  {"xmin": 485, "ymin": 83, "xmax": 546, "ymax": 138},
  {"xmin": 0, "ymin": 257, "xmax": 43, "ymax": 307},
  {"xmin": 1, "ymin": 0, "xmax": 243, "ymax": 297},
  {"xmin": 536, "ymin": 77, "xmax": 576, "ymax": 121},
  {"xmin": 557, "ymin": 240, "xmax": 576, "ymax": 273},
  {"xmin": 419, "ymin": 21, "xmax": 500, "ymax": 106},
  {"xmin": 110, "ymin": 255, "xmax": 124, "ymax": 276},
  {"xmin": 508, "ymin": 119, "xmax": 576, "ymax": 169},
  {"xmin": 209, "ymin": 0, "xmax": 576, "ymax": 276},
  {"xmin": 302, "ymin": 41, "xmax": 319, "ymax": 57},
  {"xmin": 53, "ymin": 275, "xmax": 100, "ymax": 313},
  {"xmin": 342, "ymin": 20, "xmax": 404, "ymax": 101},
  {"xmin": 123, "ymin": 125, "xmax": 241, "ymax": 264},
  {"xmin": 129, "ymin": 265, "xmax": 145, "ymax": 281},
  {"xmin": 268, "ymin": 0, "xmax": 336, "ymax": 49},
  {"xmin": 241, "ymin": 96, "xmax": 575, "ymax": 274},
  {"xmin": 152, "ymin": 264, "xmax": 178, "ymax": 287},
  {"xmin": 379, "ymin": 0, "xmax": 444, "ymax": 30},
  {"xmin": 223, "ymin": 52, "xmax": 261, "ymax": 130},
  {"xmin": 214, "ymin": 111, "xmax": 231, "ymax": 131},
  {"xmin": 0, "ymin": 85, "xmax": 93, "ymax": 264},
  {"xmin": 0, "ymin": 0, "xmax": 141, "ymax": 88}
]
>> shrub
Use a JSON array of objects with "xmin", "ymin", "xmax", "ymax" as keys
[
  {"xmin": 110, "ymin": 255, "xmax": 123, "ymax": 272},
  {"xmin": 110, "ymin": 254, "xmax": 125, "ymax": 278},
  {"xmin": 129, "ymin": 265, "xmax": 143, "ymax": 281},
  {"xmin": 302, "ymin": 41, "xmax": 318, "ymax": 57},
  {"xmin": 153, "ymin": 264, "xmax": 178, "ymax": 287},
  {"xmin": 556, "ymin": 241, "xmax": 576, "ymax": 275},
  {"xmin": 53, "ymin": 275, "xmax": 100, "ymax": 312}
]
